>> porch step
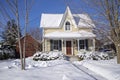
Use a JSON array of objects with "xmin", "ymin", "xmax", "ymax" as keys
[{"xmin": 65, "ymin": 56, "xmax": 80, "ymax": 62}]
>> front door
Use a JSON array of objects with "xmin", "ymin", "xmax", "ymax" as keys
[{"xmin": 66, "ymin": 41, "xmax": 71, "ymax": 55}]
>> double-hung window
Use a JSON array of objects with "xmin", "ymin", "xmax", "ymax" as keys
[
  {"xmin": 50, "ymin": 40, "xmax": 62, "ymax": 51},
  {"xmin": 53, "ymin": 40, "xmax": 59, "ymax": 50},
  {"xmin": 79, "ymin": 39, "xmax": 88, "ymax": 50},
  {"xmin": 79, "ymin": 40, "xmax": 85, "ymax": 49}
]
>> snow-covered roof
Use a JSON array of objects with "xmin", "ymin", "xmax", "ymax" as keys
[
  {"xmin": 44, "ymin": 30, "xmax": 96, "ymax": 39},
  {"xmin": 40, "ymin": 7, "xmax": 95, "ymax": 28},
  {"xmin": 73, "ymin": 14, "xmax": 95, "ymax": 28},
  {"xmin": 41, "ymin": 14, "xmax": 63, "ymax": 28}
]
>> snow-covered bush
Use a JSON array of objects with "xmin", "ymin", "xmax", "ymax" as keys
[
  {"xmin": 33, "ymin": 51, "xmax": 65, "ymax": 61},
  {"xmin": 0, "ymin": 48, "xmax": 15, "ymax": 60},
  {"xmin": 77, "ymin": 51, "xmax": 111, "ymax": 60}
]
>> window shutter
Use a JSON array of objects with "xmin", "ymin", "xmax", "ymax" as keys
[
  {"xmin": 85, "ymin": 39, "xmax": 88, "ymax": 50},
  {"xmin": 76, "ymin": 40, "xmax": 78, "ymax": 48},
  {"xmin": 50, "ymin": 40, "xmax": 53, "ymax": 51},
  {"xmin": 59, "ymin": 40, "xmax": 62, "ymax": 51}
]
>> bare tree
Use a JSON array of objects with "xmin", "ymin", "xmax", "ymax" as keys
[
  {"xmin": 14, "ymin": 0, "xmax": 24, "ymax": 69},
  {"xmin": 23, "ymin": 0, "xmax": 34, "ymax": 70},
  {"xmin": 0, "ymin": 0, "xmax": 34, "ymax": 69},
  {"xmin": 28, "ymin": 27, "xmax": 42, "ymax": 41},
  {"xmin": 83, "ymin": 0, "xmax": 120, "ymax": 63},
  {"xmin": 104, "ymin": 0, "xmax": 120, "ymax": 63}
]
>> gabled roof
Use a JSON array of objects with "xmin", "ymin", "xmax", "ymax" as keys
[
  {"xmin": 73, "ymin": 14, "xmax": 95, "ymax": 28},
  {"xmin": 59, "ymin": 6, "xmax": 77, "ymax": 28},
  {"xmin": 40, "ymin": 6, "xmax": 95, "ymax": 28}
]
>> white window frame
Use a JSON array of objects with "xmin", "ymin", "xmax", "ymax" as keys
[
  {"xmin": 52, "ymin": 40, "xmax": 59, "ymax": 50},
  {"xmin": 65, "ymin": 21, "xmax": 71, "ymax": 31},
  {"xmin": 79, "ymin": 40, "xmax": 86, "ymax": 50}
]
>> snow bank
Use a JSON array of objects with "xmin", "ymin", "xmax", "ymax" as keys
[
  {"xmin": 77, "ymin": 51, "xmax": 112, "ymax": 60},
  {"xmin": 74, "ymin": 57, "xmax": 120, "ymax": 80}
]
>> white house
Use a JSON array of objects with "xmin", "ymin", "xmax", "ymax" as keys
[{"xmin": 40, "ymin": 6, "xmax": 96, "ymax": 55}]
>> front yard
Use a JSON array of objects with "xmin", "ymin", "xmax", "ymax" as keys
[{"xmin": 0, "ymin": 51, "xmax": 120, "ymax": 80}]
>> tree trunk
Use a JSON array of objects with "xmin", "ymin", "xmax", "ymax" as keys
[
  {"xmin": 115, "ymin": 44, "xmax": 120, "ymax": 64},
  {"xmin": 15, "ymin": 0, "xmax": 24, "ymax": 70}
]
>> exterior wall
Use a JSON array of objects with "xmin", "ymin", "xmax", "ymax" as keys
[{"xmin": 44, "ymin": 39, "xmax": 50, "ymax": 52}]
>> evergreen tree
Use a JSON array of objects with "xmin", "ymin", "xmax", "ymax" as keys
[{"xmin": 2, "ymin": 19, "xmax": 21, "ymax": 45}]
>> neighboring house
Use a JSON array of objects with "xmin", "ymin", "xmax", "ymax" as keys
[
  {"xmin": 40, "ymin": 6, "xmax": 96, "ymax": 55},
  {"xmin": 16, "ymin": 34, "xmax": 42, "ymax": 57}
]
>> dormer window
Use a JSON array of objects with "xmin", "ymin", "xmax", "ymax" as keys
[{"xmin": 65, "ymin": 21, "xmax": 70, "ymax": 31}]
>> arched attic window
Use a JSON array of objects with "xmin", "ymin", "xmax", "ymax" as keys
[{"xmin": 65, "ymin": 21, "xmax": 70, "ymax": 31}]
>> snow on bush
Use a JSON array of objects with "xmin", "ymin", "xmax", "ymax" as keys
[
  {"xmin": 77, "ymin": 50, "xmax": 111, "ymax": 60},
  {"xmin": 0, "ymin": 48, "xmax": 15, "ymax": 60},
  {"xmin": 5, "ymin": 51, "xmax": 66, "ymax": 69},
  {"xmin": 6, "ymin": 57, "xmax": 68, "ymax": 69},
  {"xmin": 33, "ymin": 51, "xmax": 65, "ymax": 61}
]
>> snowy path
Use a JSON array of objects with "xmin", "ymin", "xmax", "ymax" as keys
[
  {"xmin": 0, "ymin": 59, "xmax": 106, "ymax": 80},
  {"xmin": 72, "ymin": 63, "xmax": 107, "ymax": 80}
]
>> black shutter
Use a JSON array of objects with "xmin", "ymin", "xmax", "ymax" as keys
[
  {"xmin": 85, "ymin": 39, "xmax": 88, "ymax": 50},
  {"xmin": 50, "ymin": 40, "xmax": 53, "ymax": 51},
  {"xmin": 59, "ymin": 40, "xmax": 62, "ymax": 51},
  {"xmin": 76, "ymin": 40, "xmax": 78, "ymax": 49}
]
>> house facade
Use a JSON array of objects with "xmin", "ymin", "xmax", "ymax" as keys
[{"xmin": 40, "ymin": 7, "xmax": 96, "ymax": 55}]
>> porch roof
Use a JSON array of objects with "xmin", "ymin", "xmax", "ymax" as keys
[{"xmin": 44, "ymin": 30, "xmax": 96, "ymax": 39}]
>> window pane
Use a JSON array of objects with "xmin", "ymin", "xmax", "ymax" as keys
[
  {"xmin": 79, "ymin": 40, "xmax": 85, "ymax": 49},
  {"xmin": 53, "ymin": 40, "xmax": 58, "ymax": 50},
  {"xmin": 65, "ymin": 21, "xmax": 70, "ymax": 31},
  {"xmin": 80, "ymin": 40, "xmax": 84, "ymax": 44}
]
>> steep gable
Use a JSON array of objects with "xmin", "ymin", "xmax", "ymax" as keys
[
  {"xmin": 59, "ymin": 6, "xmax": 77, "ymax": 29},
  {"xmin": 40, "ymin": 6, "xmax": 95, "ymax": 29}
]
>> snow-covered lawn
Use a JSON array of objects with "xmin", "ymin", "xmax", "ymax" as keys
[
  {"xmin": 0, "ymin": 57, "xmax": 100, "ymax": 80},
  {"xmin": 0, "ymin": 51, "xmax": 120, "ymax": 80},
  {"xmin": 74, "ymin": 57, "xmax": 120, "ymax": 80}
]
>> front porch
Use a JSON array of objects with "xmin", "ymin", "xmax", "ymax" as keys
[
  {"xmin": 43, "ymin": 39, "xmax": 95, "ymax": 56},
  {"xmin": 43, "ymin": 30, "xmax": 96, "ymax": 55}
]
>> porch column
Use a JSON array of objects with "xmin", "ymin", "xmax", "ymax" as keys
[
  {"xmin": 72, "ymin": 39, "xmax": 74, "ymax": 55},
  {"xmin": 62, "ymin": 39, "xmax": 63, "ymax": 52},
  {"xmin": 43, "ymin": 38, "xmax": 45, "ymax": 52},
  {"xmin": 77, "ymin": 39, "xmax": 79, "ymax": 52},
  {"xmin": 46, "ymin": 39, "xmax": 47, "ymax": 51},
  {"xmin": 93, "ymin": 38, "xmax": 95, "ymax": 51},
  {"xmin": 44, "ymin": 39, "xmax": 47, "ymax": 51}
]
